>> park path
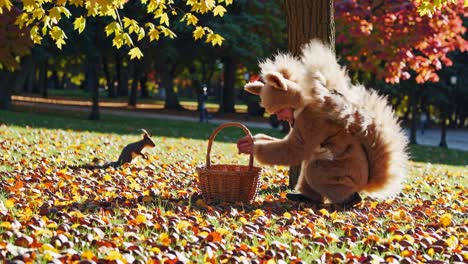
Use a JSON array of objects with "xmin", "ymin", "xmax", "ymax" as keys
[{"xmin": 10, "ymin": 96, "xmax": 468, "ymax": 152}]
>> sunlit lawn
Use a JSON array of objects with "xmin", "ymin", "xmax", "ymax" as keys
[{"xmin": 0, "ymin": 110, "xmax": 466, "ymax": 263}]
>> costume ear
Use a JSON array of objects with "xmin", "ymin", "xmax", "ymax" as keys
[
  {"xmin": 264, "ymin": 72, "xmax": 287, "ymax": 91},
  {"xmin": 244, "ymin": 81, "xmax": 264, "ymax": 95}
]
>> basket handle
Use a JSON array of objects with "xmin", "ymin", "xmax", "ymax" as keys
[{"xmin": 206, "ymin": 122, "xmax": 254, "ymax": 171}]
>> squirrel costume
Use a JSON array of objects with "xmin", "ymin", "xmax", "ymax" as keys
[{"xmin": 243, "ymin": 40, "xmax": 408, "ymax": 205}]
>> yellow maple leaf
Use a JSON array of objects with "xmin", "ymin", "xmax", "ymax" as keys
[
  {"xmin": 0, "ymin": 0, "xmax": 13, "ymax": 14},
  {"xmin": 238, "ymin": 217, "xmax": 248, "ymax": 224},
  {"xmin": 159, "ymin": 233, "xmax": 172, "ymax": 246},
  {"xmin": 105, "ymin": 21, "xmax": 120, "ymax": 36},
  {"xmin": 5, "ymin": 198, "xmax": 15, "ymax": 209},
  {"xmin": 30, "ymin": 26, "xmax": 42, "ymax": 44},
  {"xmin": 137, "ymin": 27, "xmax": 145, "ymax": 41},
  {"xmin": 159, "ymin": 13, "xmax": 169, "ymax": 26},
  {"xmin": 49, "ymin": 7, "xmax": 62, "ymax": 22},
  {"xmin": 439, "ymin": 213, "xmax": 452, "ymax": 227},
  {"xmin": 193, "ymin": 26, "xmax": 205, "ymax": 40},
  {"xmin": 176, "ymin": 220, "xmax": 191, "ymax": 231},
  {"xmin": 150, "ymin": 247, "xmax": 161, "ymax": 254},
  {"xmin": 206, "ymin": 33, "xmax": 224, "ymax": 46},
  {"xmin": 50, "ymin": 26, "xmax": 67, "ymax": 49},
  {"xmin": 0, "ymin": 221, "xmax": 11, "ymax": 229},
  {"xmin": 112, "ymin": 33, "xmax": 124, "ymax": 47},
  {"xmin": 123, "ymin": 33, "xmax": 134, "ymax": 46},
  {"xmin": 319, "ymin": 208, "xmax": 329, "ymax": 216},
  {"xmin": 135, "ymin": 214, "xmax": 147, "ymax": 224},
  {"xmin": 183, "ymin": 13, "xmax": 198, "ymax": 26},
  {"xmin": 82, "ymin": 250, "xmax": 95, "ymax": 260},
  {"xmin": 22, "ymin": 0, "xmax": 35, "ymax": 9},
  {"xmin": 427, "ymin": 248, "xmax": 435, "ymax": 257},
  {"xmin": 105, "ymin": 250, "xmax": 124, "ymax": 262},
  {"xmin": 160, "ymin": 26, "xmax": 176, "ymax": 38},
  {"xmin": 73, "ymin": 16, "xmax": 86, "ymax": 34},
  {"xmin": 254, "ymin": 209, "xmax": 264, "ymax": 216},
  {"xmin": 445, "ymin": 236, "xmax": 458, "ymax": 249},
  {"xmin": 122, "ymin": 17, "xmax": 133, "ymax": 29},
  {"xmin": 213, "ymin": 5, "xmax": 226, "ymax": 17}
]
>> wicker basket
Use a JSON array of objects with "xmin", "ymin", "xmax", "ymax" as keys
[{"xmin": 196, "ymin": 122, "xmax": 261, "ymax": 203}]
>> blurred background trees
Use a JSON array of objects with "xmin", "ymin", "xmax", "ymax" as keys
[{"xmin": 0, "ymin": 0, "xmax": 466, "ymax": 147}]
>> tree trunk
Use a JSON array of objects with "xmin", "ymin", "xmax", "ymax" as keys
[
  {"xmin": 409, "ymin": 86, "xmax": 418, "ymax": 145},
  {"xmin": 50, "ymin": 70, "xmax": 59, "ymax": 90},
  {"xmin": 285, "ymin": 0, "xmax": 335, "ymax": 56},
  {"xmin": 25, "ymin": 66, "xmax": 35, "ymax": 93},
  {"xmin": 129, "ymin": 63, "xmax": 138, "ymax": 107},
  {"xmin": 140, "ymin": 74, "xmax": 149, "ymax": 98},
  {"xmin": 88, "ymin": 61, "xmax": 100, "ymax": 120},
  {"xmin": 102, "ymin": 54, "xmax": 116, "ymax": 98},
  {"xmin": 89, "ymin": 22, "xmax": 100, "ymax": 120},
  {"xmin": 121, "ymin": 66, "xmax": 129, "ymax": 97},
  {"xmin": 21, "ymin": 55, "xmax": 35, "ymax": 93},
  {"xmin": 61, "ymin": 74, "xmax": 69, "ymax": 90},
  {"xmin": 32, "ymin": 67, "xmax": 40, "ymax": 93},
  {"xmin": 163, "ymin": 65, "xmax": 182, "ymax": 109},
  {"xmin": 115, "ymin": 51, "xmax": 127, "ymax": 96},
  {"xmin": 284, "ymin": 0, "xmax": 335, "ymax": 189},
  {"xmin": 0, "ymin": 71, "xmax": 14, "ymax": 110},
  {"xmin": 439, "ymin": 104, "xmax": 447, "ymax": 148},
  {"xmin": 219, "ymin": 56, "xmax": 236, "ymax": 113},
  {"xmin": 40, "ymin": 60, "xmax": 48, "ymax": 98}
]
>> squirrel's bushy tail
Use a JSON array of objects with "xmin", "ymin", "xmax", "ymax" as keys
[
  {"xmin": 299, "ymin": 40, "xmax": 409, "ymax": 198},
  {"xmin": 355, "ymin": 86, "xmax": 409, "ymax": 197}
]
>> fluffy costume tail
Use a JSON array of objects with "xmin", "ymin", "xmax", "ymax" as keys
[{"xmin": 299, "ymin": 40, "xmax": 409, "ymax": 198}]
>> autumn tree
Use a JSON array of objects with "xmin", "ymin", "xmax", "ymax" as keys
[
  {"xmin": 335, "ymin": 0, "xmax": 467, "ymax": 84},
  {"xmin": 211, "ymin": 0, "xmax": 286, "ymax": 113},
  {"xmin": 0, "ymin": 0, "xmax": 233, "ymax": 113},
  {"xmin": 0, "ymin": 7, "xmax": 32, "ymax": 109},
  {"xmin": 417, "ymin": 0, "xmax": 468, "ymax": 16},
  {"xmin": 335, "ymin": 0, "xmax": 467, "ymax": 145}
]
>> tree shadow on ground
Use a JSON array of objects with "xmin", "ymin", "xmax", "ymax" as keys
[
  {"xmin": 0, "ymin": 108, "xmax": 279, "ymax": 142},
  {"xmin": 3, "ymin": 110, "xmax": 465, "ymax": 166},
  {"xmin": 38, "ymin": 190, "xmax": 359, "ymax": 220}
]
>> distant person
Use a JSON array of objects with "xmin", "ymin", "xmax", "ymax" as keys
[
  {"xmin": 198, "ymin": 86, "xmax": 209, "ymax": 123},
  {"xmin": 419, "ymin": 112, "xmax": 428, "ymax": 134}
]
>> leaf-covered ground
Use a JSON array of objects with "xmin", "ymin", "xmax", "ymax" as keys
[{"xmin": 0, "ymin": 111, "xmax": 467, "ymax": 263}]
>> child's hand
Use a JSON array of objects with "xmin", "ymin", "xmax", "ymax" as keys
[{"xmin": 237, "ymin": 135, "xmax": 253, "ymax": 154}]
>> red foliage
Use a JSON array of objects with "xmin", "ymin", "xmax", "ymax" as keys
[{"xmin": 335, "ymin": 0, "xmax": 467, "ymax": 83}]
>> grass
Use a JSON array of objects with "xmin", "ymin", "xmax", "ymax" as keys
[
  {"xmin": 0, "ymin": 109, "xmax": 466, "ymax": 263},
  {"xmin": 409, "ymin": 144, "xmax": 468, "ymax": 166}
]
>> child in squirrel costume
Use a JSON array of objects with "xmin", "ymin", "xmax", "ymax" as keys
[{"xmin": 237, "ymin": 40, "xmax": 408, "ymax": 206}]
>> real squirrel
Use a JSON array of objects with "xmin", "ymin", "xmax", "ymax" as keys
[
  {"xmin": 72, "ymin": 129, "xmax": 156, "ymax": 169},
  {"xmin": 240, "ymin": 39, "xmax": 408, "ymax": 207}
]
